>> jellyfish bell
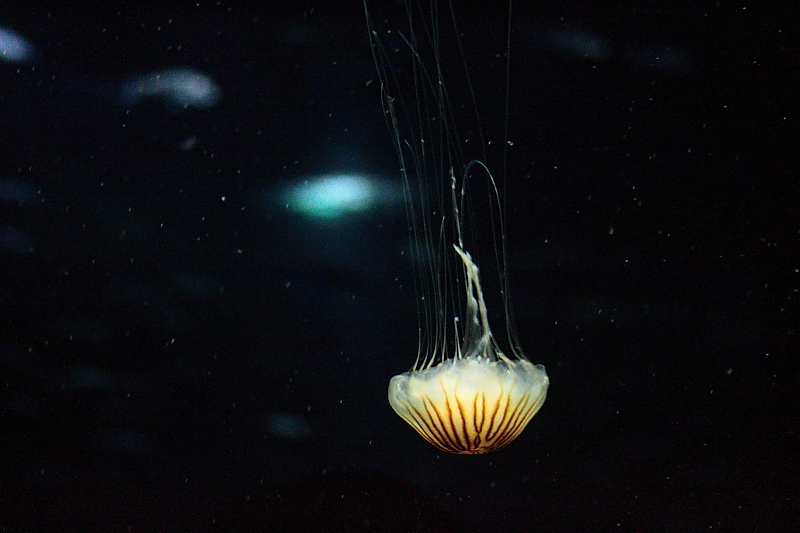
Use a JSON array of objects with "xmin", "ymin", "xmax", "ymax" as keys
[
  {"xmin": 365, "ymin": 1, "xmax": 549, "ymax": 454},
  {"xmin": 388, "ymin": 348, "xmax": 548, "ymax": 455}
]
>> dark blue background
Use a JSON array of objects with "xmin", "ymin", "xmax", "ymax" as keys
[{"xmin": 1, "ymin": 2, "xmax": 797, "ymax": 531}]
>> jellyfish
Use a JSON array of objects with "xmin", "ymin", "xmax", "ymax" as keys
[
  {"xmin": 365, "ymin": 1, "xmax": 549, "ymax": 454},
  {"xmin": 388, "ymin": 233, "xmax": 550, "ymax": 455}
]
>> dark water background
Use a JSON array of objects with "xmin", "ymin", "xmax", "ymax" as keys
[{"xmin": 1, "ymin": 2, "xmax": 797, "ymax": 531}]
